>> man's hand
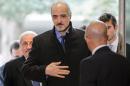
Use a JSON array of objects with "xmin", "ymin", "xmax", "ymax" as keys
[{"xmin": 45, "ymin": 62, "xmax": 70, "ymax": 78}]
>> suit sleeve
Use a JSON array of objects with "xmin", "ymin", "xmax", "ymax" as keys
[
  {"xmin": 22, "ymin": 37, "xmax": 47, "ymax": 82},
  {"xmin": 3, "ymin": 63, "xmax": 14, "ymax": 86},
  {"xmin": 80, "ymin": 58, "xmax": 99, "ymax": 86}
]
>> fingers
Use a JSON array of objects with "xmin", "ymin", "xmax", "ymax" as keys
[
  {"xmin": 49, "ymin": 62, "xmax": 69, "ymax": 69},
  {"xmin": 45, "ymin": 62, "xmax": 70, "ymax": 78},
  {"xmin": 58, "ymin": 66, "xmax": 69, "ymax": 69},
  {"xmin": 57, "ymin": 69, "xmax": 70, "ymax": 75},
  {"xmin": 55, "ymin": 74, "xmax": 65, "ymax": 78},
  {"xmin": 52, "ymin": 62, "xmax": 61, "ymax": 66},
  {"xmin": 55, "ymin": 69, "xmax": 70, "ymax": 78}
]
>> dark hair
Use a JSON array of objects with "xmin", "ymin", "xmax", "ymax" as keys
[
  {"xmin": 99, "ymin": 13, "xmax": 117, "ymax": 28},
  {"xmin": 10, "ymin": 41, "xmax": 20, "ymax": 54}
]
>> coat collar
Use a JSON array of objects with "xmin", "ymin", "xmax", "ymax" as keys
[{"xmin": 52, "ymin": 21, "xmax": 74, "ymax": 36}]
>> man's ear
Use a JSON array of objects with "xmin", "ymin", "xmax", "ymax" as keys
[{"xmin": 85, "ymin": 35, "xmax": 91, "ymax": 43}]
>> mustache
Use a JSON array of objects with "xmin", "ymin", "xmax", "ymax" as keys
[
  {"xmin": 26, "ymin": 49, "xmax": 31, "ymax": 52},
  {"xmin": 57, "ymin": 23, "xmax": 63, "ymax": 26}
]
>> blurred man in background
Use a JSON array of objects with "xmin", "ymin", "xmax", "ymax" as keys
[
  {"xmin": 99, "ymin": 12, "xmax": 130, "ymax": 64},
  {"xmin": 3, "ymin": 31, "xmax": 41, "ymax": 86},
  {"xmin": 99, "ymin": 13, "xmax": 123, "ymax": 55},
  {"xmin": 10, "ymin": 40, "xmax": 23, "ymax": 58},
  {"xmin": 0, "ymin": 55, "xmax": 4, "ymax": 86},
  {"xmin": 0, "ymin": 40, "xmax": 23, "ymax": 86}
]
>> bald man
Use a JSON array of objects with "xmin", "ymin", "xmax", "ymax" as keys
[{"xmin": 80, "ymin": 21, "xmax": 129, "ymax": 86}]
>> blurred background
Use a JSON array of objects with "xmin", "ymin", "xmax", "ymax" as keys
[
  {"xmin": 0, "ymin": 0, "xmax": 121, "ymax": 66},
  {"xmin": 126, "ymin": 0, "xmax": 130, "ymax": 44}
]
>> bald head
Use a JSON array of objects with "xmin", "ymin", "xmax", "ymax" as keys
[
  {"xmin": 85, "ymin": 20, "xmax": 108, "ymax": 41},
  {"xmin": 85, "ymin": 20, "xmax": 108, "ymax": 51}
]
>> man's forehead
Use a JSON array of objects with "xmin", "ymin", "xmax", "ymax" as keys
[
  {"xmin": 21, "ymin": 38, "xmax": 33, "ymax": 44},
  {"xmin": 105, "ymin": 20, "xmax": 113, "ymax": 24},
  {"xmin": 52, "ymin": 7, "xmax": 68, "ymax": 13},
  {"xmin": 52, "ymin": 12, "xmax": 68, "ymax": 15},
  {"xmin": 52, "ymin": 4, "xmax": 68, "ymax": 12},
  {"xmin": 52, "ymin": 3, "xmax": 67, "ymax": 9}
]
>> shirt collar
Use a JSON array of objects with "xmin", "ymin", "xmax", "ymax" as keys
[
  {"xmin": 55, "ymin": 29, "xmax": 62, "ymax": 39},
  {"xmin": 109, "ymin": 35, "xmax": 119, "ymax": 52},
  {"xmin": 55, "ymin": 27, "xmax": 70, "ymax": 42},
  {"xmin": 55, "ymin": 28, "xmax": 70, "ymax": 43},
  {"xmin": 92, "ymin": 45, "xmax": 107, "ymax": 55}
]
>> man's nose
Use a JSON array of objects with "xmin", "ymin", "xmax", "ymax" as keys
[
  {"xmin": 27, "ymin": 44, "xmax": 32, "ymax": 49},
  {"xmin": 57, "ymin": 17, "xmax": 62, "ymax": 23}
]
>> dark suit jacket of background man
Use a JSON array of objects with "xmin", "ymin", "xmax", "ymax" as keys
[
  {"xmin": 22, "ymin": 22, "xmax": 91, "ymax": 86},
  {"xmin": 80, "ymin": 46, "xmax": 129, "ymax": 86},
  {"xmin": 3, "ymin": 56, "xmax": 32, "ymax": 86},
  {"xmin": 126, "ymin": 43, "xmax": 130, "ymax": 63}
]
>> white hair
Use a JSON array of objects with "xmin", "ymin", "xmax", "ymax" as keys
[{"xmin": 19, "ymin": 31, "xmax": 37, "ymax": 43}]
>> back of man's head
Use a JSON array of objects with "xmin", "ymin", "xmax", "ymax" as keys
[
  {"xmin": 85, "ymin": 20, "xmax": 108, "ymax": 51},
  {"xmin": 10, "ymin": 40, "xmax": 22, "ymax": 58}
]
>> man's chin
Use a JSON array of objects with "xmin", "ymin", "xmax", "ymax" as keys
[
  {"xmin": 56, "ymin": 28, "xmax": 65, "ymax": 32},
  {"xmin": 24, "ymin": 54, "xmax": 29, "ymax": 59}
]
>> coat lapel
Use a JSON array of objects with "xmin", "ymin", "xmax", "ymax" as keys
[{"xmin": 17, "ymin": 57, "xmax": 33, "ymax": 86}]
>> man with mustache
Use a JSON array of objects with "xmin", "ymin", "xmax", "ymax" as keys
[{"xmin": 22, "ymin": 1, "xmax": 90, "ymax": 86}]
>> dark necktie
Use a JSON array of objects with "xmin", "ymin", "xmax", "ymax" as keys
[
  {"xmin": 61, "ymin": 36, "xmax": 65, "ymax": 51},
  {"xmin": 32, "ymin": 81, "xmax": 40, "ymax": 86}
]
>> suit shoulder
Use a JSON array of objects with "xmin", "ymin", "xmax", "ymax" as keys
[
  {"xmin": 72, "ymin": 29, "xmax": 85, "ymax": 38},
  {"xmin": 80, "ymin": 56, "xmax": 93, "ymax": 65},
  {"xmin": 33, "ymin": 30, "xmax": 53, "ymax": 43},
  {"xmin": 35, "ymin": 30, "xmax": 52, "ymax": 39},
  {"xmin": 96, "ymin": 51, "xmax": 127, "ymax": 64},
  {"xmin": 4, "ymin": 57, "xmax": 23, "ymax": 68}
]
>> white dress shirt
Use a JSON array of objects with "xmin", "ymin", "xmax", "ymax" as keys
[
  {"xmin": 92, "ymin": 45, "xmax": 107, "ymax": 55},
  {"xmin": 108, "ymin": 35, "xmax": 119, "ymax": 53}
]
